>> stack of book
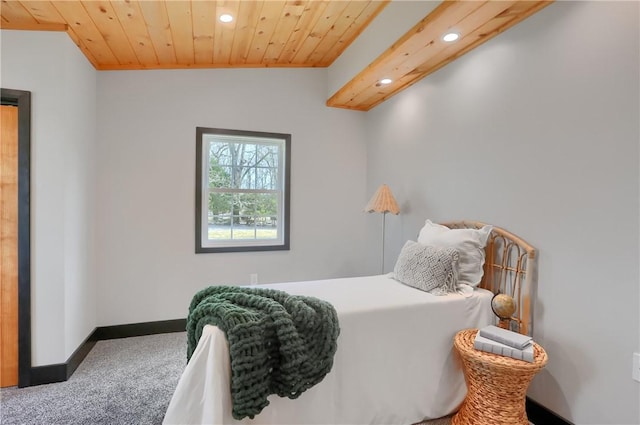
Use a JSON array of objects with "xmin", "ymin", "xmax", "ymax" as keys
[{"xmin": 473, "ymin": 325, "xmax": 535, "ymax": 362}]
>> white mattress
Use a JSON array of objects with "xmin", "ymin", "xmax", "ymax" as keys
[{"xmin": 164, "ymin": 275, "xmax": 494, "ymax": 425}]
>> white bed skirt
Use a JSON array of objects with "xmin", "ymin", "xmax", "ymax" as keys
[{"xmin": 164, "ymin": 275, "xmax": 494, "ymax": 425}]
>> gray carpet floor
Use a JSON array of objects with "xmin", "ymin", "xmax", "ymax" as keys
[
  {"xmin": 0, "ymin": 332, "xmax": 455, "ymax": 425},
  {"xmin": 0, "ymin": 332, "xmax": 187, "ymax": 425}
]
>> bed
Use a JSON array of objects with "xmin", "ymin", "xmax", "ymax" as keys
[{"xmin": 164, "ymin": 221, "xmax": 536, "ymax": 425}]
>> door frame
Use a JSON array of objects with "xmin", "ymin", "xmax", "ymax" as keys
[{"xmin": 1, "ymin": 88, "xmax": 31, "ymax": 387}]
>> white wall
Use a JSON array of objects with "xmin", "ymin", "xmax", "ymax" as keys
[
  {"xmin": 62, "ymin": 37, "xmax": 98, "ymax": 360},
  {"xmin": 0, "ymin": 30, "xmax": 97, "ymax": 366},
  {"xmin": 95, "ymin": 68, "xmax": 368, "ymax": 326},
  {"xmin": 363, "ymin": 2, "xmax": 639, "ymax": 424}
]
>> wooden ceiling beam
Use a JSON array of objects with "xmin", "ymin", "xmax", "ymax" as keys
[
  {"xmin": 327, "ymin": 0, "xmax": 553, "ymax": 111},
  {"xmin": 326, "ymin": 0, "xmax": 485, "ymax": 110},
  {"xmin": 0, "ymin": 21, "xmax": 66, "ymax": 31}
]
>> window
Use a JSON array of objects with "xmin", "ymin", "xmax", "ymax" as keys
[{"xmin": 196, "ymin": 127, "xmax": 291, "ymax": 253}]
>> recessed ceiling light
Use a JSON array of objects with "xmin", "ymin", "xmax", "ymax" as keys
[
  {"xmin": 219, "ymin": 14, "xmax": 233, "ymax": 23},
  {"xmin": 442, "ymin": 32, "xmax": 460, "ymax": 42},
  {"xmin": 380, "ymin": 78, "xmax": 393, "ymax": 85}
]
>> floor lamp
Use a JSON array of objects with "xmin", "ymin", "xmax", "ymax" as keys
[{"xmin": 364, "ymin": 184, "xmax": 400, "ymax": 274}]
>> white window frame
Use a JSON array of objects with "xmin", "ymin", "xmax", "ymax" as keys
[{"xmin": 195, "ymin": 127, "xmax": 291, "ymax": 253}]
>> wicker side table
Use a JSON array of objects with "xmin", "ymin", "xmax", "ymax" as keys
[{"xmin": 452, "ymin": 329, "xmax": 548, "ymax": 425}]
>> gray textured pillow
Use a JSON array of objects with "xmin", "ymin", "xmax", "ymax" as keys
[{"xmin": 393, "ymin": 241, "xmax": 459, "ymax": 295}]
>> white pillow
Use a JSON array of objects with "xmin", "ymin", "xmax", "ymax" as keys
[
  {"xmin": 393, "ymin": 241, "xmax": 459, "ymax": 295},
  {"xmin": 417, "ymin": 220, "xmax": 493, "ymax": 287}
]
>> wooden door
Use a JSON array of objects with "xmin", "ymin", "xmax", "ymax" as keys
[{"xmin": 1, "ymin": 104, "xmax": 19, "ymax": 387}]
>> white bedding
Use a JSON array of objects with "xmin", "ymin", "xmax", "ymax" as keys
[{"xmin": 164, "ymin": 275, "xmax": 494, "ymax": 425}]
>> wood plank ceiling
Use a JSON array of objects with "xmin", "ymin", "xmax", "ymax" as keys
[
  {"xmin": 0, "ymin": 0, "xmax": 388, "ymax": 69},
  {"xmin": 0, "ymin": 0, "xmax": 552, "ymax": 111}
]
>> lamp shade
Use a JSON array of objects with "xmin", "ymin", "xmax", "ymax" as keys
[{"xmin": 364, "ymin": 184, "xmax": 400, "ymax": 215}]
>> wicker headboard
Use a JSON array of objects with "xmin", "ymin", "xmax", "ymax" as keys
[{"xmin": 441, "ymin": 221, "xmax": 536, "ymax": 336}]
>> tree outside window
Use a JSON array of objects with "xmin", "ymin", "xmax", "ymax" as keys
[{"xmin": 196, "ymin": 127, "xmax": 290, "ymax": 253}]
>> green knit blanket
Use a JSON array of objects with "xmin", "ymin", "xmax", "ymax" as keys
[{"xmin": 186, "ymin": 285, "xmax": 340, "ymax": 420}]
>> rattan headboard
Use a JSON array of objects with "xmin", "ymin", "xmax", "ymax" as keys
[{"xmin": 441, "ymin": 221, "xmax": 536, "ymax": 336}]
